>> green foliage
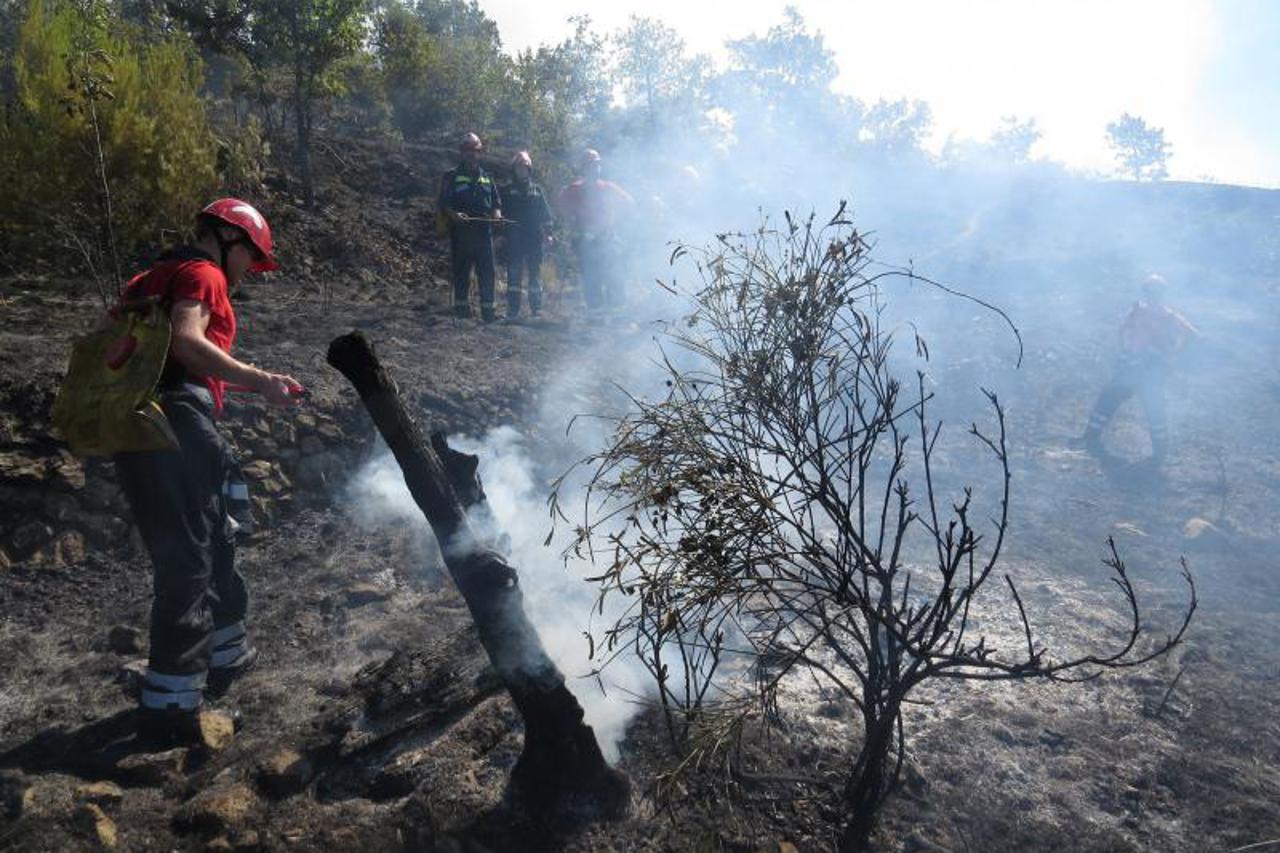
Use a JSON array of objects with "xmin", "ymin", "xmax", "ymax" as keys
[
  {"xmin": 611, "ymin": 16, "xmax": 709, "ymax": 132},
  {"xmin": 495, "ymin": 16, "xmax": 610, "ymax": 163},
  {"xmin": 375, "ymin": 0, "xmax": 507, "ymax": 139},
  {"xmin": 0, "ymin": 0, "xmax": 217, "ymax": 277},
  {"xmin": 1107, "ymin": 112, "xmax": 1171, "ymax": 181}
]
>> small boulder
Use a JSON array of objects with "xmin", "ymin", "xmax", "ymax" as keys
[
  {"xmin": 344, "ymin": 583, "xmax": 391, "ymax": 607},
  {"xmin": 197, "ymin": 710, "xmax": 237, "ymax": 752},
  {"xmin": 76, "ymin": 780, "xmax": 124, "ymax": 807},
  {"xmin": 52, "ymin": 530, "xmax": 88, "ymax": 566},
  {"xmin": 108, "ymin": 625, "xmax": 145, "ymax": 655},
  {"xmin": 256, "ymin": 748, "xmax": 313, "ymax": 798},
  {"xmin": 74, "ymin": 802, "xmax": 119, "ymax": 848},
  {"xmin": 116, "ymin": 748, "xmax": 188, "ymax": 787},
  {"xmin": 176, "ymin": 782, "xmax": 258, "ymax": 836}
]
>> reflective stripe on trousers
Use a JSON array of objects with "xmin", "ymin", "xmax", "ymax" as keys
[{"xmin": 140, "ymin": 668, "xmax": 207, "ymax": 711}]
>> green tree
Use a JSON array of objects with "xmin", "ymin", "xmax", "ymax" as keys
[
  {"xmin": 858, "ymin": 97, "xmax": 933, "ymax": 159},
  {"xmin": 1, "ymin": 0, "xmax": 217, "ymax": 282},
  {"xmin": 252, "ymin": 0, "xmax": 367, "ymax": 205},
  {"xmin": 373, "ymin": 0, "xmax": 509, "ymax": 140},
  {"xmin": 611, "ymin": 16, "xmax": 709, "ymax": 132},
  {"xmin": 169, "ymin": 0, "xmax": 368, "ymax": 205},
  {"xmin": 989, "ymin": 114, "xmax": 1040, "ymax": 164},
  {"xmin": 1106, "ymin": 112, "xmax": 1171, "ymax": 181},
  {"xmin": 494, "ymin": 16, "xmax": 609, "ymax": 166}
]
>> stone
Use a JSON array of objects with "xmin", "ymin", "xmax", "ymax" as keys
[
  {"xmin": 256, "ymin": 749, "xmax": 313, "ymax": 798},
  {"xmin": 75, "ymin": 802, "xmax": 119, "ymax": 848},
  {"xmin": 53, "ymin": 451, "xmax": 86, "ymax": 490},
  {"xmin": 295, "ymin": 413, "xmax": 317, "ymax": 431},
  {"xmin": 176, "ymin": 782, "xmax": 258, "ymax": 836},
  {"xmin": 53, "ymin": 531, "xmax": 87, "ymax": 567},
  {"xmin": 0, "ymin": 547, "xmax": 10, "ymax": 571},
  {"xmin": 116, "ymin": 748, "xmax": 188, "ymax": 787},
  {"xmin": 7, "ymin": 520, "xmax": 52, "ymax": 557},
  {"xmin": 76, "ymin": 781, "xmax": 125, "ymax": 806},
  {"xmin": 344, "ymin": 583, "xmax": 391, "ymax": 607},
  {"xmin": 198, "ymin": 710, "xmax": 237, "ymax": 752},
  {"xmin": 241, "ymin": 460, "xmax": 274, "ymax": 481},
  {"xmin": 205, "ymin": 838, "xmax": 234, "ymax": 852},
  {"xmin": 108, "ymin": 625, "xmax": 145, "ymax": 655}
]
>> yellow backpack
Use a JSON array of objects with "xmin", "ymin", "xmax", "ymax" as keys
[{"xmin": 52, "ymin": 291, "xmax": 181, "ymax": 456}]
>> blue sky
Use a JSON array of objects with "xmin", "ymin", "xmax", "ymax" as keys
[{"xmin": 480, "ymin": 0, "xmax": 1280, "ymax": 187}]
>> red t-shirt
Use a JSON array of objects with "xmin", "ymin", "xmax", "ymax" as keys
[
  {"xmin": 123, "ymin": 255, "xmax": 236, "ymax": 412},
  {"xmin": 556, "ymin": 179, "xmax": 635, "ymax": 236}
]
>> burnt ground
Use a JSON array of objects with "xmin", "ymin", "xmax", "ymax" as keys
[{"xmin": 2, "ymin": 143, "xmax": 1279, "ymax": 851}]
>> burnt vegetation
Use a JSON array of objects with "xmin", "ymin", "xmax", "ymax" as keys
[{"xmin": 556, "ymin": 208, "xmax": 1197, "ymax": 849}]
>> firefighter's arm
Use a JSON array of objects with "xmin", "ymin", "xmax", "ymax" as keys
[
  {"xmin": 438, "ymin": 174, "xmax": 467, "ymax": 223},
  {"xmin": 169, "ymin": 299, "xmax": 300, "ymax": 407}
]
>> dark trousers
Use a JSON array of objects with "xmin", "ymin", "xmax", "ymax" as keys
[
  {"xmin": 114, "ymin": 385, "xmax": 247, "ymax": 707},
  {"xmin": 1085, "ymin": 358, "xmax": 1169, "ymax": 460},
  {"xmin": 507, "ymin": 237, "xmax": 543, "ymax": 315},
  {"xmin": 450, "ymin": 226, "xmax": 496, "ymax": 316},
  {"xmin": 576, "ymin": 234, "xmax": 622, "ymax": 311}
]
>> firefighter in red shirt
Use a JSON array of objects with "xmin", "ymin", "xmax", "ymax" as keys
[
  {"xmin": 556, "ymin": 148, "xmax": 635, "ymax": 313},
  {"xmin": 1078, "ymin": 274, "xmax": 1199, "ymax": 465},
  {"xmin": 113, "ymin": 199, "xmax": 300, "ymax": 745}
]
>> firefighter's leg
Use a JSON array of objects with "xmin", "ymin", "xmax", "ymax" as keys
[
  {"xmin": 1083, "ymin": 371, "xmax": 1135, "ymax": 449},
  {"xmin": 507, "ymin": 243, "xmax": 524, "ymax": 317},
  {"xmin": 579, "ymin": 239, "xmax": 602, "ymax": 311},
  {"xmin": 209, "ymin": 440, "xmax": 253, "ymax": 683},
  {"xmin": 477, "ymin": 232, "xmax": 497, "ymax": 322},
  {"xmin": 450, "ymin": 231, "xmax": 472, "ymax": 318},
  {"xmin": 1141, "ymin": 377, "xmax": 1170, "ymax": 463},
  {"xmin": 526, "ymin": 241, "xmax": 544, "ymax": 315},
  {"xmin": 114, "ymin": 389, "xmax": 223, "ymax": 712}
]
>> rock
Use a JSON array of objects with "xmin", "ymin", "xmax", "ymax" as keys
[
  {"xmin": 241, "ymin": 460, "xmax": 274, "ymax": 481},
  {"xmin": 256, "ymin": 748, "xmax": 313, "ymax": 798},
  {"xmin": 108, "ymin": 624, "xmax": 146, "ymax": 655},
  {"xmin": 7, "ymin": 520, "xmax": 52, "ymax": 558},
  {"xmin": 76, "ymin": 781, "xmax": 125, "ymax": 806},
  {"xmin": 53, "ymin": 451, "xmax": 86, "ymax": 490},
  {"xmin": 295, "ymin": 413, "xmax": 317, "ymax": 431},
  {"xmin": 260, "ymin": 478, "xmax": 284, "ymax": 495},
  {"xmin": 115, "ymin": 658, "xmax": 148, "ymax": 699},
  {"xmin": 116, "ymin": 747, "xmax": 188, "ymax": 786},
  {"xmin": 177, "ymin": 782, "xmax": 258, "ymax": 836},
  {"xmin": 345, "ymin": 583, "xmax": 391, "ymax": 607},
  {"xmin": 75, "ymin": 802, "xmax": 119, "ymax": 848},
  {"xmin": 0, "ymin": 773, "xmax": 27, "ymax": 818},
  {"xmin": 52, "ymin": 531, "xmax": 87, "ymax": 566},
  {"xmin": 205, "ymin": 838, "xmax": 234, "ymax": 852},
  {"xmin": 0, "ymin": 547, "xmax": 10, "ymax": 571},
  {"xmin": 198, "ymin": 710, "xmax": 237, "ymax": 752},
  {"xmin": 1183, "ymin": 517, "xmax": 1229, "ymax": 548}
]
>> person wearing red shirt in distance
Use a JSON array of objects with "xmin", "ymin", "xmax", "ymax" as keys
[
  {"xmin": 556, "ymin": 148, "xmax": 635, "ymax": 316},
  {"xmin": 1076, "ymin": 273, "xmax": 1199, "ymax": 468},
  {"xmin": 113, "ymin": 198, "xmax": 300, "ymax": 746}
]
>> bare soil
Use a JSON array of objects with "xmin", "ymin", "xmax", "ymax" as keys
[{"xmin": 2, "ymin": 141, "xmax": 1278, "ymax": 852}]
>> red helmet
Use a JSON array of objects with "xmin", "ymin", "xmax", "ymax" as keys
[
  {"xmin": 511, "ymin": 150, "xmax": 532, "ymax": 170},
  {"xmin": 201, "ymin": 198, "xmax": 278, "ymax": 272},
  {"xmin": 461, "ymin": 132, "xmax": 483, "ymax": 152}
]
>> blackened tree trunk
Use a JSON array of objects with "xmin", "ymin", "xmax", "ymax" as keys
[{"xmin": 327, "ymin": 331, "xmax": 629, "ymax": 818}]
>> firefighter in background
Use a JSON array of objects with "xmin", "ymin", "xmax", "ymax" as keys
[
  {"xmin": 439, "ymin": 132, "xmax": 503, "ymax": 321},
  {"xmin": 1077, "ymin": 274, "xmax": 1199, "ymax": 465},
  {"xmin": 113, "ymin": 199, "xmax": 301, "ymax": 744},
  {"xmin": 500, "ymin": 150, "xmax": 554, "ymax": 320},
  {"xmin": 556, "ymin": 148, "xmax": 635, "ymax": 314}
]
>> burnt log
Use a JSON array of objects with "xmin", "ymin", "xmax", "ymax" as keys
[{"xmin": 326, "ymin": 331, "xmax": 628, "ymax": 818}]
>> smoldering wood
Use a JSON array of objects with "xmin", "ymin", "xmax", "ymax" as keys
[{"xmin": 326, "ymin": 330, "xmax": 629, "ymax": 818}]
